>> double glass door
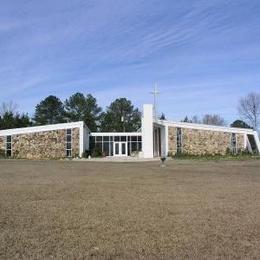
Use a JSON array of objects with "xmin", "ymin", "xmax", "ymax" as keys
[{"xmin": 114, "ymin": 142, "xmax": 127, "ymax": 156}]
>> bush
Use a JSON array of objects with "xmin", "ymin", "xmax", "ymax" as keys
[
  {"xmin": 91, "ymin": 147, "xmax": 103, "ymax": 157},
  {"xmin": 0, "ymin": 149, "xmax": 5, "ymax": 158},
  {"xmin": 82, "ymin": 150, "xmax": 91, "ymax": 158},
  {"xmin": 169, "ymin": 150, "xmax": 259, "ymax": 161}
]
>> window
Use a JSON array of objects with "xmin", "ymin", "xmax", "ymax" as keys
[
  {"xmin": 231, "ymin": 133, "xmax": 237, "ymax": 154},
  {"xmin": 96, "ymin": 136, "xmax": 102, "ymax": 142},
  {"xmin": 176, "ymin": 128, "xmax": 182, "ymax": 154},
  {"xmin": 6, "ymin": 135, "xmax": 12, "ymax": 157},
  {"xmin": 66, "ymin": 129, "xmax": 72, "ymax": 157},
  {"xmin": 90, "ymin": 134, "xmax": 143, "ymax": 156},
  {"xmin": 103, "ymin": 136, "xmax": 109, "ymax": 142},
  {"xmin": 131, "ymin": 136, "xmax": 137, "ymax": 142}
]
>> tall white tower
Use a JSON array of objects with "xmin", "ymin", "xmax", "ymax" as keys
[{"xmin": 142, "ymin": 104, "xmax": 154, "ymax": 158}]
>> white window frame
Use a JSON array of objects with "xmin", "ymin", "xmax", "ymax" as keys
[
  {"xmin": 5, "ymin": 135, "xmax": 12, "ymax": 157},
  {"xmin": 66, "ymin": 129, "xmax": 72, "ymax": 157}
]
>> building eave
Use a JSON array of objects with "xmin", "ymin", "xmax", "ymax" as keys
[
  {"xmin": 0, "ymin": 121, "xmax": 85, "ymax": 137},
  {"xmin": 155, "ymin": 119, "xmax": 256, "ymax": 135}
]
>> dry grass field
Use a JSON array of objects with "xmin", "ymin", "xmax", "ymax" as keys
[{"xmin": 0, "ymin": 159, "xmax": 260, "ymax": 259}]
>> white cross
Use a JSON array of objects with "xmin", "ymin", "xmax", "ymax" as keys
[{"xmin": 150, "ymin": 83, "xmax": 160, "ymax": 119}]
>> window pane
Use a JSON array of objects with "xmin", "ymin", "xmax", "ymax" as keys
[
  {"xmin": 103, "ymin": 142, "xmax": 110, "ymax": 156},
  {"xmin": 6, "ymin": 150, "xmax": 11, "ymax": 157},
  {"xmin": 110, "ymin": 142, "xmax": 114, "ymax": 156},
  {"xmin": 131, "ymin": 142, "xmax": 137, "ymax": 152},
  {"xmin": 7, "ymin": 136, "xmax": 11, "ymax": 142},
  {"xmin": 115, "ymin": 143, "xmax": 119, "ymax": 154},
  {"xmin": 66, "ymin": 150, "xmax": 72, "ymax": 157},
  {"xmin": 66, "ymin": 135, "xmax": 72, "ymax": 142},
  {"xmin": 96, "ymin": 142, "xmax": 102, "ymax": 151},
  {"xmin": 122, "ymin": 143, "xmax": 126, "ymax": 154},
  {"xmin": 103, "ymin": 136, "xmax": 109, "ymax": 142},
  {"xmin": 67, "ymin": 143, "xmax": 72, "ymax": 149},
  {"xmin": 96, "ymin": 136, "xmax": 102, "ymax": 142},
  {"xmin": 128, "ymin": 142, "xmax": 131, "ymax": 156},
  {"xmin": 131, "ymin": 136, "xmax": 137, "ymax": 142},
  {"xmin": 114, "ymin": 136, "xmax": 120, "ymax": 142},
  {"xmin": 121, "ymin": 136, "xmax": 126, "ymax": 142},
  {"xmin": 138, "ymin": 142, "xmax": 142, "ymax": 151},
  {"xmin": 66, "ymin": 129, "xmax": 72, "ymax": 135},
  {"xmin": 6, "ymin": 143, "xmax": 11, "ymax": 150},
  {"xmin": 176, "ymin": 128, "xmax": 182, "ymax": 154},
  {"xmin": 110, "ymin": 136, "xmax": 113, "ymax": 141}
]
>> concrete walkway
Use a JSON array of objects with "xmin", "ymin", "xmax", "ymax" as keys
[{"xmin": 73, "ymin": 156, "xmax": 164, "ymax": 163}]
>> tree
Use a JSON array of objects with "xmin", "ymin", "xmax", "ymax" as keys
[
  {"xmin": 182, "ymin": 116, "xmax": 193, "ymax": 123},
  {"xmin": 64, "ymin": 93, "xmax": 102, "ymax": 131},
  {"xmin": 159, "ymin": 113, "xmax": 166, "ymax": 120},
  {"xmin": 191, "ymin": 115, "xmax": 200, "ymax": 124},
  {"xmin": 100, "ymin": 98, "xmax": 141, "ymax": 132},
  {"xmin": 0, "ymin": 112, "xmax": 31, "ymax": 130},
  {"xmin": 0, "ymin": 101, "xmax": 18, "ymax": 116},
  {"xmin": 238, "ymin": 92, "xmax": 260, "ymax": 130},
  {"xmin": 202, "ymin": 114, "xmax": 226, "ymax": 126},
  {"xmin": 230, "ymin": 120, "xmax": 252, "ymax": 129},
  {"xmin": 182, "ymin": 116, "xmax": 189, "ymax": 123},
  {"xmin": 34, "ymin": 95, "xmax": 66, "ymax": 125}
]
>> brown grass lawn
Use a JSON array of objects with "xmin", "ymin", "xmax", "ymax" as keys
[{"xmin": 0, "ymin": 159, "xmax": 260, "ymax": 259}]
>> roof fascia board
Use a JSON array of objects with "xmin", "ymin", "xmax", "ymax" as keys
[
  {"xmin": 156, "ymin": 120, "xmax": 255, "ymax": 134},
  {"xmin": 0, "ymin": 121, "xmax": 84, "ymax": 137},
  {"xmin": 90, "ymin": 132, "xmax": 142, "ymax": 136}
]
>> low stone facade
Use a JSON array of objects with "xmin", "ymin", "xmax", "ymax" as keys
[
  {"xmin": 72, "ymin": 127, "xmax": 80, "ymax": 158},
  {"xmin": 0, "ymin": 127, "xmax": 80, "ymax": 159},
  {"xmin": 0, "ymin": 136, "xmax": 5, "ymax": 156},
  {"xmin": 168, "ymin": 126, "xmax": 245, "ymax": 156}
]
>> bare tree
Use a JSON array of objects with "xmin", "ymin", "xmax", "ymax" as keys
[
  {"xmin": 191, "ymin": 115, "xmax": 200, "ymax": 124},
  {"xmin": 0, "ymin": 101, "xmax": 18, "ymax": 116},
  {"xmin": 202, "ymin": 114, "xmax": 226, "ymax": 126},
  {"xmin": 238, "ymin": 92, "xmax": 260, "ymax": 130}
]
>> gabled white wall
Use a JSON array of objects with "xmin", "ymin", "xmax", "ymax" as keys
[{"xmin": 142, "ymin": 104, "xmax": 154, "ymax": 158}]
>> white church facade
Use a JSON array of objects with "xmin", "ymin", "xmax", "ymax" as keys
[{"xmin": 0, "ymin": 104, "xmax": 259, "ymax": 159}]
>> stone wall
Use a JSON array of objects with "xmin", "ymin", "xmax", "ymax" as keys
[
  {"xmin": 168, "ymin": 127, "xmax": 177, "ymax": 155},
  {"xmin": 4, "ymin": 127, "xmax": 80, "ymax": 159},
  {"xmin": 0, "ymin": 136, "xmax": 5, "ymax": 157},
  {"xmin": 168, "ymin": 126, "xmax": 245, "ymax": 156},
  {"xmin": 72, "ymin": 127, "xmax": 80, "ymax": 157}
]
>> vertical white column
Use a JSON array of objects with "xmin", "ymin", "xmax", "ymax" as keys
[
  {"xmin": 243, "ymin": 133, "xmax": 247, "ymax": 149},
  {"xmin": 142, "ymin": 104, "xmax": 154, "ymax": 158},
  {"xmin": 79, "ymin": 122, "xmax": 84, "ymax": 156},
  {"xmin": 253, "ymin": 131, "xmax": 260, "ymax": 154}
]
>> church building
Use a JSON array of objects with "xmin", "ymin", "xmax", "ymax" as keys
[{"xmin": 0, "ymin": 104, "xmax": 259, "ymax": 159}]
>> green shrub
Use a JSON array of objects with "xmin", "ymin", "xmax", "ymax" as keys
[
  {"xmin": 91, "ymin": 147, "xmax": 103, "ymax": 157},
  {"xmin": 82, "ymin": 150, "xmax": 91, "ymax": 158},
  {"xmin": 0, "ymin": 149, "xmax": 5, "ymax": 158},
  {"xmin": 169, "ymin": 150, "xmax": 259, "ymax": 161}
]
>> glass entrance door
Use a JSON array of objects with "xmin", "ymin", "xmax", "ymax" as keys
[{"xmin": 113, "ymin": 142, "xmax": 128, "ymax": 156}]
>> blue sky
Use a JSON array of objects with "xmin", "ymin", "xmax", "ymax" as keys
[{"xmin": 0, "ymin": 0, "xmax": 260, "ymax": 123}]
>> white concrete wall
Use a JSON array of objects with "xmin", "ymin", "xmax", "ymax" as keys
[
  {"xmin": 83, "ymin": 127, "xmax": 90, "ymax": 152},
  {"xmin": 160, "ymin": 125, "xmax": 167, "ymax": 157},
  {"xmin": 142, "ymin": 104, "xmax": 154, "ymax": 158}
]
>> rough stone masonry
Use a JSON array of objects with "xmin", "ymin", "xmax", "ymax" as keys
[
  {"xmin": 0, "ymin": 128, "xmax": 80, "ymax": 159},
  {"xmin": 168, "ymin": 127, "xmax": 244, "ymax": 156}
]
